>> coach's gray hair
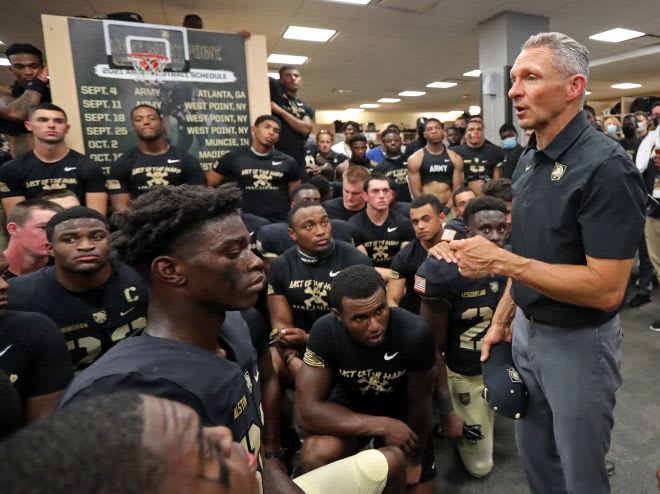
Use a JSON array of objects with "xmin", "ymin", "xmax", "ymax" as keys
[{"xmin": 522, "ymin": 32, "xmax": 590, "ymax": 84}]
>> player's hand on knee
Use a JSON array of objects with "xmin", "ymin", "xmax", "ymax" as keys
[
  {"xmin": 382, "ymin": 419, "xmax": 418, "ymax": 457},
  {"xmin": 427, "ymin": 240, "xmax": 458, "ymax": 263},
  {"xmin": 440, "ymin": 411, "xmax": 465, "ymax": 441},
  {"xmin": 480, "ymin": 323, "xmax": 512, "ymax": 362}
]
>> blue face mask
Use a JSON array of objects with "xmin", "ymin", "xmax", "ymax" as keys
[
  {"xmin": 606, "ymin": 124, "xmax": 618, "ymax": 135},
  {"xmin": 501, "ymin": 136, "xmax": 517, "ymax": 149}
]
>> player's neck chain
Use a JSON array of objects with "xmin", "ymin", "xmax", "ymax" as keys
[{"xmin": 297, "ymin": 240, "xmax": 336, "ymax": 265}]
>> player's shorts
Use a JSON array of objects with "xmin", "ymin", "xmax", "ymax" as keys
[
  {"xmin": 447, "ymin": 367, "xmax": 495, "ymax": 478},
  {"xmin": 293, "ymin": 449, "xmax": 388, "ymax": 494}
]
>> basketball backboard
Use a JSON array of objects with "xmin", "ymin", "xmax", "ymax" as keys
[{"xmin": 103, "ymin": 20, "xmax": 190, "ymax": 72}]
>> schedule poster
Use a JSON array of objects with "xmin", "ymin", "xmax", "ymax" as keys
[{"xmin": 68, "ymin": 17, "xmax": 251, "ymax": 172}]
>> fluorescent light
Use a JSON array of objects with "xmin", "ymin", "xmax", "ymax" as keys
[
  {"xmin": 345, "ymin": 108, "xmax": 364, "ymax": 112},
  {"xmin": 426, "ymin": 81, "xmax": 457, "ymax": 89},
  {"xmin": 322, "ymin": 0, "xmax": 370, "ymax": 4},
  {"xmin": 0, "ymin": 56, "xmax": 9, "ymax": 67},
  {"xmin": 267, "ymin": 54, "xmax": 309, "ymax": 65},
  {"xmin": 399, "ymin": 91, "xmax": 425, "ymax": 97},
  {"xmin": 449, "ymin": 110, "xmax": 464, "ymax": 115},
  {"xmin": 283, "ymin": 26, "xmax": 336, "ymax": 42},
  {"xmin": 585, "ymin": 91, "xmax": 591, "ymax": 95},
  {"xmin": 268, "ymin": 72, "xmax": 280, "ymax": 79},
  {"xmin": 469, "ymin": 105, "xmax": 481, "ymax": 115},
  {"xmin": 611, "ymin": 82, "xmax": 641, "ymax": 89},
  {"xmin": 463, "ymin": 69, "xmax": 481, "ymax": 77},
  {"xmin": 589, "ymin": 28, "xmax": 645, "ymax": 43},
  {"xmin": 360, "ymin": 103, "xmax": 380, "ymax": 108},
  {"xmin": 378, "ymin": 98, "xmax": 400, "ymax": 103},
  {"xmin": 0, "ymin": 40, "xmax": 5, "ymax": 45}
]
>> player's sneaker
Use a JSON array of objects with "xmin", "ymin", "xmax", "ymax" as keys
[{"xmin": 650, "ymin": 319, "xmax": 660, "ymax": 332}]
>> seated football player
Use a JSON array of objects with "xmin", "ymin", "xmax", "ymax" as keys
[
  {"xmin": 267, "ymin": 202, "xmax": 372, "ymax": 376},
  {"xmin": 3, "ymin": 198, "xmax": 62, "ymax": 278},
  {"xmin": 438, "ymin": 186, "xmax": 476, "ymax": 244},
  {"xmin": 387, "ymin": 195, "xmax": 446, "ymax": 314},
  {"xmin": 414, "ymin": 196, "xmax": 508, "ymax": 478},
  {"xmin": 256, "ymin": 183, "xmax": 355, "ymax": 266},
  {"xmin": 296, "ymin": 265, "xmax": 436, "ymax": 494},
  {"xmin": 322, "ymin": 165, "xmax": 369, "ymax": 221},
  {"xmin": 349, "ymin": 173, "xmax": 415, "ymax": 280},
  {"xmin": 7, "ymin": 206, "xmax": 148, "ymax": 370},
  {"xmin": 0, "ymin": 253, "xmax": 73, "ymax": 423},
  {"xmin": 58, "ymin": 185, "xmax": 404, "ymax": 494}
]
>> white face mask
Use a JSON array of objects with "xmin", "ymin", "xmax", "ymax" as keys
[{"xmin": 637, "ymin": 121, "xmax": 647, "ymax": 132}]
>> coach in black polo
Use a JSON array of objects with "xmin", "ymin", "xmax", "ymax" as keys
[{"xmin": 449, "ymin": 33, "xmax": 645, "ymax": 494}]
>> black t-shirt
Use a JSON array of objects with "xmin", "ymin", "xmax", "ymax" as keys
[
  {"xmin": 303, "ymin": 308, "xmax": 435, "ymax": 418},
  {"xmin": 107, "ymin": 147, "xmax": 205, "ymax": 198},
  {"xmin": 270, "ymin": 77, "xmax": 315, "ymax": 170},
  {"xmin": 58, "ymin": 312, "xmax": 264, "ymax": 487},
  {"xmin": 214, "ymin": 147, "xmax": 300, "ymax": 222},
  {"xmin": 322, "ymin": 197, "xmax": 364, "ymax": 221},
  {"xmin": 0, "ymin": 310, "xmax": 73, "ymax": 400},
  {"xmin": 8, "ymin": 264, "xmax": 149, "ymax": 370},
  {"xmin": 374, "ymin": 155, "xmax": 411, "ymax": 202},
  {"xmin": 0, "ymin": 150, "xmax": 106, "ymax": 202},
  {"xmin": 390, "ymin": 239, "xmax": 428, "ymax": 313},
  {"xmin": 256, "ymin": 220, "xmax": 355, "ymax": 258},
  {"xmin": 453, "ymin": 143, "xmax": 504, "ymax": 183},
  {"xmin": 349, "ymin": 211, "xmax": 415, "ymax": 268},
  {"xmin": 420, "ymin": 147, "xmax": 454, "ymax": 186},
  {"xmin": 511, "ymin": 112, "xmax": 646, "ymax": 327},
  {"xmin": 268, "ymin": 241, "xmax": 372, "ymax": 332},
  {"xmin": 415, "ymin": 258, "xmax": 506, "ymax": 376}
]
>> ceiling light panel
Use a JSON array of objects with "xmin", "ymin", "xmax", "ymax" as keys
[
  {"xmin": 399, "ymin": 91, "xmax": 425, "ymax": 97},
  {"xmin": 283, "ymin": 26, "xmax": 336, "ymax": 42},
  {"xmin": 589, "ymin": 28, "xmax": 645, "ymax": 43},
  {"xmin": 267, "ymin": 54, "xmax": 308, "ymax": 64}
]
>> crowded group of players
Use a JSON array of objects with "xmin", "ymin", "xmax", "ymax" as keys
[{"xmin": 0, "ymin": 32, "xmax": 657, "ymax": 493}]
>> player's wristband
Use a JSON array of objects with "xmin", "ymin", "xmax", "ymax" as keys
[
  {"xmin": 24, "ymin": 78, "xmax": 49, "ymax": 96},
  {"xmin": 437, "ymin": 398, "xmax": 454, "ymax": 415}
]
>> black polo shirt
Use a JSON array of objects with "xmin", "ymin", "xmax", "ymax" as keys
[{"xmin": 511, "ymin": 112, "xmax": 646, "ymax": 328}]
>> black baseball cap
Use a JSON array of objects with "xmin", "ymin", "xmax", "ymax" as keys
[
  {"xmin": 416, "ymin": 117, "xmax": 428, "ymax": 129},
  {"xmin": 481, "ymin": 341, "xmax": 528, "ymax": 419}
]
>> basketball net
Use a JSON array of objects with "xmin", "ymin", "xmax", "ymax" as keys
[{"xmin": 127, "ymin": 52, "xmax": 169, "ymax": 86}]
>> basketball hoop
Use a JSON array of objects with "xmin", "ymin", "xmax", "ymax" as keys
[{"xmin": 127, "ymin": 52, "xmax": 169, "ymax": 85}]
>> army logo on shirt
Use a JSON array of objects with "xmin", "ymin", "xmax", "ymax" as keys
[
  {"xmin": 490, "ymin": 281, "xmax": 500, "ymax": 294},
  {"xmin": 372, "ymin": 243, "xmax": 390, "ymax": 261},
  {"xmin": 304, "ymin": 284, "xmax": 328, "ymax": 308},
  {"xmin": 551, "ymin": 162, "xmax": 566, "ymax": 182},
  {"xmin": 92, "ymin": 310, "xmax": 107, "ymax": 324},
  {"xmin": 145, "ymin": 169, "xmax": 170, "ymax": 187}
]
